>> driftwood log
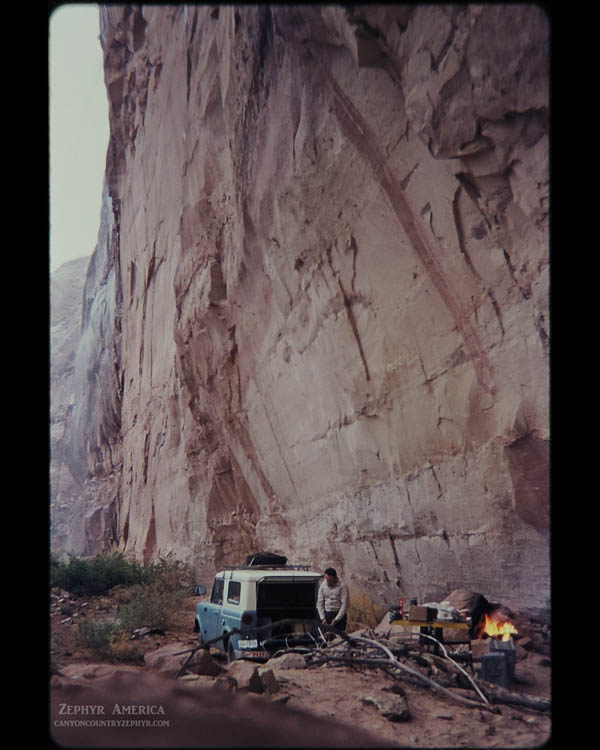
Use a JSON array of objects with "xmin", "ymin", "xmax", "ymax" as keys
[
  {"xmin": 444, "ymin": 683, "xmax": 551, "ymax": 712},
  {"xmin": 308, "ymin": 630, "xmax": 550, "ymax": 714},
  {"xmin": 310, "ymin": 632, "xmax": 500, "ymax": 713},
  {"xmin": 476, "ymin": 679, "xmax": 551, "ymax": 712},
  {"xmin": 177, "ymin": 621, "xmax": 550, "ymax": 715}
]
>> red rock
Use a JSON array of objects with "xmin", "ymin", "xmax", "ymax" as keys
[{"xmin": 52, "ymin": 5, "xmax": 549, "ymax": 613}]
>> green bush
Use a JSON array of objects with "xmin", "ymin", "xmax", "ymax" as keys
[
  {"xmin": 117, "ymin": 583, "xmax": 187, "ymax": 632},
  {"xmin": 143, "ymin": 554, "xmax": 195, "ymax": 593},
  {"xmin": 110, "ymin": 638, "xmax": 145, "ymax": 664},
  {"xmin": 117, "ymin": 554, "xmax": 195, "ymax": 632},
  {"xmin": 50, "ymin": 554, "xmax": 62, "ymax": 580},
  {"xmin": 76, "ymin": 620, "xmax": 120, "ymax": 659},
  {"xmin": 51, "ymin": 552, "xmax": 149, "ymax": 596},
  {"xmin": 55, "ymin": 553, "xmax": 195, "ymax": 656},
  {"xmin": 51, "ymin": 552, "xmax": 195, "ymax": 598}
]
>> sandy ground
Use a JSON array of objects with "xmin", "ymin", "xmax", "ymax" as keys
[
  {"xmin": 50, "ymin": 592, "xmax": 551, "ymax": 748},
  {"xmin": 267, "ymin": 658, "xmax": 551, "ymax": 748}
]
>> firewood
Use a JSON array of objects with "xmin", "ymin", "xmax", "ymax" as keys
[
  {"xmin": 478, "ymin": 678, "xmax": 551, "ymax": 712},
  {"xmin": 434, "ymin": 681, "xmax": 550, "ymax": 713},
  {"xmin": 347, "ymin": 635, "xmax": 499, "ymax": 713}
]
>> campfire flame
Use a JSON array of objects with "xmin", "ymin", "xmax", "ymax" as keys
[{"xmin": 478, "ymin": 612, "xmax": 518, "ymax": 642}]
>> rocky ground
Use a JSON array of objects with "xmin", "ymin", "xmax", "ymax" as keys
[{"xmin": 50, "ymin": 590, "xmax": 551, "ymax": 748}]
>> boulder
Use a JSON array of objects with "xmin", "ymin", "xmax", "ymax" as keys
[
  {"xmin": 191, "ymin": 649, "xmax": 226, "ymax": 677},
  {"xmin": 212, "ymin": 674, "xmax": 238, "ymax": 692},
  {"xmin": 143, "ymin": 643, "xmax": 190, "ymax": 676},
  {"xmin": 362, "ymin": 688, "xmax": 411, "ymax": 722},
  {"xmin": 226, "ymin": 661, "xmax": 264, "ymax": 693},
  {"xmin": 257, "ymin": 667, "xmax": 280, "ymax": 694},
  {"xmin": 268, "ymin": 653, "xmax": 307, "ymax": 670},
  {"xmin": 144, "ymin": 643, "xmax": 223, "ymax": 678},
  {"xmin": 131, "ymin": 626, "xmax": 166, "ymax": 639},
  {"xmin": 60, "ymin": 663, "xmax": 141, "ymax": 681}
]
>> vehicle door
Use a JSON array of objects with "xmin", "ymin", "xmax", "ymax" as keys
[
  {"xmin": 199, "ymin": 577, "xmax": 224, "ymax": 645},
  {"xmin": 222, "ymin": 579, "xmax": 244, "ymax": 651}
]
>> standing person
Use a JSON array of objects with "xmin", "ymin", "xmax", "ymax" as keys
[{"xmin": 317, "ymin": 567, "xmax": 350, "ymax": 631}]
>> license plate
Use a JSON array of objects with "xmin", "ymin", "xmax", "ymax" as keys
[{"xmin": 238, "ymin": 639, "xmax": 258, "ymax": 649}]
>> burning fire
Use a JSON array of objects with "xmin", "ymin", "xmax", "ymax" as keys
[{"xmin": 478, "ymin": 612, "xmax": 518, "ymax": 642}]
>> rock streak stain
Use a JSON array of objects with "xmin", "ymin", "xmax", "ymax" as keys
[{"xmin": 311, "ymin": 52, "xmax": 494, "ymax": 394}]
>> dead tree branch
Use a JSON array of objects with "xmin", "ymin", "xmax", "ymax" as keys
[
  {"xmin": 416, "ymin": 630, "xmax": 489, "ymax": 704},
  {"xmin": 477, "ymin": 679, "xmax": 551, "ymax": 712},
  {"xmin": 333, "ymin": 634, "xmax": 499, "ymax": 713},
  {"xmin": 174, "ymin": 619, "xmax": 335, "ymax": 678},
  {"xmin": 177, "ymin": 621, "xmax": 549, "ymax": 714}
]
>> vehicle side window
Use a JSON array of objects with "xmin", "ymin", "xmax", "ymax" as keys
[
  {"xmin": 227, "ymin": 580, "xmax": 241, "ymax": 605},
  {"xmin": 211, "ymin": 578, "xmax": 224, "ymax": 604}
]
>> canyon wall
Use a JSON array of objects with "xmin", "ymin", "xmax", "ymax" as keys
[
  {"xmin": 56, "ymin": 4, "xmax": 550, "ymax": 610},
  {"xmin": 50, "ymin": 255, "xmax": 91, "ymax": 555}
]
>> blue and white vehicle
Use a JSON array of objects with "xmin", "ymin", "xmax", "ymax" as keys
[{"xmin": 194, "ymin": 554, "xmax": 323, "ymax": 661}]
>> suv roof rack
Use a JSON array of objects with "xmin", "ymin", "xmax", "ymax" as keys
[
  {"xmin": 221, "ymin": 564, "xmax": 317, "ymax": 571},
  {"xmin": 246, "ymin": 552, "xmax": 288, "ymax": 566}
]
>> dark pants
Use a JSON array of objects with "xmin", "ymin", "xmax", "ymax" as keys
[{"xmin": 324, "ymin": 611, "xmax": 347, "ymax": 631}]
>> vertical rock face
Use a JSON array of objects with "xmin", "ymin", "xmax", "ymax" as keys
[
  {"xmin": 61, "ymin": 5, "xmax": 549, "ymax": 609},
  {"xmin": 50, "ymin": 256, "xmax": 91, "ymax": 555},
  {"xmin": 51, "ymin": 178, "xmax": 123, "ymax": 557}
]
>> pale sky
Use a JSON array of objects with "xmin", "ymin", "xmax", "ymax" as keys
[{"xmin": 49, "ymin": 4, "xmax": 109, "ymax": 273}]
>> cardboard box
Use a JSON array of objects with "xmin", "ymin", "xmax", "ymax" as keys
[
  {"xmin": 409, "ymin": 605, "xmax": 437, "ymax": 621},
  {"xmin": 471, "ymin": 639, "xmax": 490, "ymax": 660}
]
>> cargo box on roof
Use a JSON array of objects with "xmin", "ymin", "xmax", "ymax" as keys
[{"xmin": 246, "ymin": 552, "xmax": 288, "ymax": 566}]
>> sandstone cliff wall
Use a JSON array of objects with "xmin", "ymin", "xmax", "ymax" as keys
[
  {"xmin": 63, "ymin": 5, "xmax": 550, "ymax": 609},
  {"xmin": 50, "ymin": 256, "xmax": 91, "ymax": 555}
]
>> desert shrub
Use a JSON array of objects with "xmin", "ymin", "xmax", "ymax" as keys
[
  {"xmin": 108, "ymin": 584, "xmax": 139, "ymax": 605},
  {"xmin": 143, "ymin": 554, "xmax": 196, "ymax": 592},
  {"xmin": 117, "ymin": 583, "xmax": 187, "ymax": 632},
  {"xmin": 51, "ymin": 552, "xmax": 148, "ymax": 596},
  {"xmin": 50, "ymin": 554, "xmax": 62, "ymax": 581},
  {"xmin": 347, "ymin": 586, "xmax": 386, "ymax": 629},
  {"xmin": 56, "ymin": 553, "xmax": 195, "ymax": 657},
  {"xmin": 117, "ymin": 555, "xmax": 195, "ymax": 633},
  {"xmin": 109, "ymin": 637, "xmax": 144, "ymax": 664},
  {"xmin": 76, "ymin": 620, "xmax": 120, "ymax": 659}
]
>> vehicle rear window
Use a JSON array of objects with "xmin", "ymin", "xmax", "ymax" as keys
[
  {"xmin": 257, "ymin": 581, "xmax": 317, "ymax": 609},
  {"xmin": 227, "ymin": 580, "xmax": 241, "ymax": 605}
]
